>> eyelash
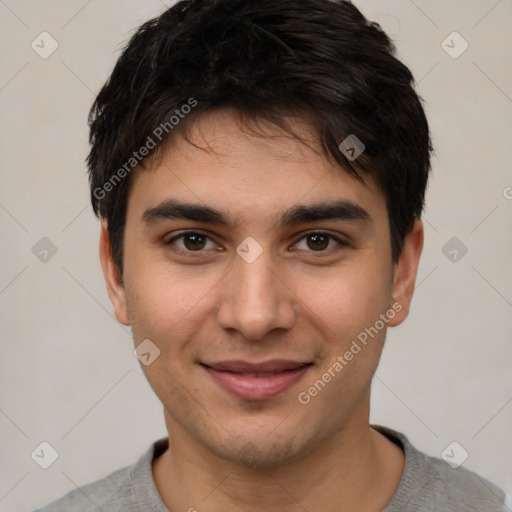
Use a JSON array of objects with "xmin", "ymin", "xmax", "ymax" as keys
[{"xmin": 165, "ymin": 230, "xmax": 348, "ymax": 257}]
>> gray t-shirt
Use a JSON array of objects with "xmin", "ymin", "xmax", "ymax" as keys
[{"xmin": 34, "ymin": 424, "xmax": 510, "ymax": 511}]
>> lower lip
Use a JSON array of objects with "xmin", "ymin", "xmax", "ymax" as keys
[{"xmin": 202, "ymin": 364, "xmax": 311, "ymax": 400}]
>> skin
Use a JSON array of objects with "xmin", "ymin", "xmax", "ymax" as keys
[{"xmin": 100, "ymin": 108, "xmax": 424, "ymax": 512}]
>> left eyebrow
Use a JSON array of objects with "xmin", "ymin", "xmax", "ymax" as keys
[
  {"xmin": 275, "ymin": 200, "xmax": 373, "ymax": 229},
  {"xmin": 141, "ymin": 198, "xmax": 373, "ymax": 229}
]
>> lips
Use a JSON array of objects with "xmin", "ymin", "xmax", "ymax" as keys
[
  {"xmin": 203, "ymin": 359, "xmax": 309, "ymax": 374},
  {"xmin": 201, "ymin": 359, "xmax": 312, "ymax": 400}
]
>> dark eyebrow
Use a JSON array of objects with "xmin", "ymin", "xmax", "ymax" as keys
[
  {"xmin": 142, "ymin": 199, "xmax": 233, "ymax": 228},
  {"xmin": 275, "ymin": 200, "xmax": 372, "ymax": 228},
  {"xmin": 141, "ymin": 199, "xmax": 372, "ymax": 229}
]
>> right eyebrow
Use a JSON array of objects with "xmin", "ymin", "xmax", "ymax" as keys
[{"xmin": 141, "ymin": 199, "xmax": 234, "ymax": 228}]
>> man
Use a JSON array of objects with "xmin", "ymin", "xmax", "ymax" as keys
[{"xmin": 36, "ymin": 0, "xmax": 509, "ymax": 510}]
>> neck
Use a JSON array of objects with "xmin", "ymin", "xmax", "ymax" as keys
[{"xmin": 152, "ymin": 409, "xmax": 404, "ymax": 512}]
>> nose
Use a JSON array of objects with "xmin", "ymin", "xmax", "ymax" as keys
[{"xmin": 216, "ymin": 249, "xmax": 297, "ymax": 341}]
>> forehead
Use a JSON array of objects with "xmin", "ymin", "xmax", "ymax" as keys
[{"xmin": 127, "ymin": 108, "xmax": 386, "ymax": 225}]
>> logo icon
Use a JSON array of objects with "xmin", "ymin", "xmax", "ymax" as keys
[
  {"xmin": 32, "ymin": 237, "xmax": 58, "ymax": 263},
  {"xmin": 441, "ymin": 32, "xmax": 469, "ymax": 59},
  {"xmin": 338, "ymin": 134, "xmax": 365, "ymax": 161},
  {"xmin": 31, "ymin": 32, "xmax": 59, "ymax": 59},
  {"xmin": 134, "ymin": 339, "xmax": 161, "ymax": 366},
  {"xmin": 236, "ymin": 237, "xmax": 263, "ymax": 264},
  {"xmin": 442, "ymin": 237, "xmax": 468, "ymax": 263},
  {"xmin": 31, "ymin": 441, "xmax": 59, "ymax": 469},
  {"xmin": 441, "ymin": 441, "xmax": 469, "ymax": 469}
]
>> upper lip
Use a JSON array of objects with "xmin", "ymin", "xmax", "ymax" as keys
[{"xmin": 201, "ymin": 359, "xmax": 312, "ymax": 373}]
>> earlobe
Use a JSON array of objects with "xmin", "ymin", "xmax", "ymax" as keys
[
  {"xmin": 99, "ymin": 222, "xmax": 131, "ymax": 326},
  {"xmin": 388, "ymin": 219, "xmax": 424, "ymax": 327}
]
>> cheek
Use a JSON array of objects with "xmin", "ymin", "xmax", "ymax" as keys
[
  {"xmin": 294, "ymin": 268, "xmax": 392, "ymax": 415},
  {"xmin": 295, "ymin": 263, "xmax": 392, "ymax": 340},
  {"xmin": 124, "ymin": 256, "xmax": 222, "ymax": 350},
  {"xmin": 124, "ymin": 269, "xmax": 211, "ymax": 400}
]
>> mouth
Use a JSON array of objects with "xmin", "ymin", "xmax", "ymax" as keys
[{"xmin": 200, "ymin": 359, "xmax": 313, "ymax": 400}]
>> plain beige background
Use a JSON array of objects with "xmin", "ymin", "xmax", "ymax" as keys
[{"xmin": 0, "ymin": 0, "xmax": 511, "ymax": 510}]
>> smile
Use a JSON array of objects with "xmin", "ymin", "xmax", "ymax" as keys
[{"xmin": 200, "ymin": 360, "xmax": 313, "ymax": 400}]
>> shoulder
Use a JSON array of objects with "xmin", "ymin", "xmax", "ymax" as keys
[
  {"xmin": 34, "ymin": 464, "xmax": 134, "ymax": 512},
  {"xmin": 373, "ymin": 425, "xmax": 509, "ymax": 512},
  {"xmin": 416, "ymin": 450, "xmax": 507, "ymax": 511},
  {"xmin": 33, "ymin": 438, "xmax": 169, "ymax": 512}
]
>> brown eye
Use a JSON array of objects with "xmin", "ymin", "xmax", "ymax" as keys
[
  {"xmin": 306, "ymin": 233, "xmax": 329, "ymax": 251},
  {"xmin": 183, "ymin": 233, "xmax": 207, "ymax": 251},
  {"xmin": 293, "ymin": 232, "xmax": 346, "ymax": 253},
  {"xmin": 166, "ymin": 231, "xmax": 217, "ymax": 253}
]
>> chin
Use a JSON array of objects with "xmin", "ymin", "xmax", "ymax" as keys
[
  {"xmin": 198, "ymin": 415, "xmax": 320, "ymax": 470},
  {"xmin": 212, "ymin": 434, "xmax": 300, "ymax": 469}
]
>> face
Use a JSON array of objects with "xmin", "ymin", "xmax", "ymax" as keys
[{"xmin": 101, "ymin": 108, "xmax": 423, "ymax": 468}]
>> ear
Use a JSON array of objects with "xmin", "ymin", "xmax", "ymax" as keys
[
  {"xmin": 99, "ymin": 222, "xmax": 131, "ymax": 326},
  {"xmin": 387, "ymin": 219, "xmax": 424, "ymax": 327}
]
